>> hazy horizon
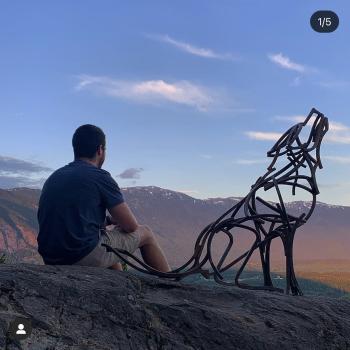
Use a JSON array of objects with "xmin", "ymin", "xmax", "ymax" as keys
[{"xmin": 2, "ymin": 184, "xmax": 350, "ymax": 208}]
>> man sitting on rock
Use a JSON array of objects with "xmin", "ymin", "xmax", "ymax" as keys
[{"xmin": 37, "ymin": 124, "xmax": 171, "ymax": 272}]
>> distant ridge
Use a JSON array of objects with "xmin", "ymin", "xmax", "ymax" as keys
[{"xmin": 0, "ymin": 186, "xmax": 349, "ymax": 266}]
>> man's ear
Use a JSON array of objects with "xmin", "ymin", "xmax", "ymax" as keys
[{"xmin": 96, "ymin": 145, "xmax": 104, "ymax": 155}]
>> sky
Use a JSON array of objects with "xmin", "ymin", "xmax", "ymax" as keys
[{"xmin": 1, "ymin": 1, "xmax": 350, "ymax": 205}]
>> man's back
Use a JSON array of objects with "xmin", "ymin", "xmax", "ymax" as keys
[{"xmin": 37, "ymin": 159, "xmax": 124, "ymax": 265}]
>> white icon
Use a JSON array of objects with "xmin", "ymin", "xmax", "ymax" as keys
[{"xmin": 16, "ymin": 324, "xmax": 26, "ymax": 335}]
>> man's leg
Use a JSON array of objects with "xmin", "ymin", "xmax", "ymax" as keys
[{"xmin": 137, "ymin": 225, "xmax": 171, "ymax": 272}]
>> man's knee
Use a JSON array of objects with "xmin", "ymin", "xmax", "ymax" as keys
[{"xmin": 137, "ymin": 224, "xmax": 156, "ymax": 246}]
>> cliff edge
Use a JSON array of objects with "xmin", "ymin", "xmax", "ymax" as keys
[{"xmin": 0, "ymin": 264, "xmax": 349, "ymax": 350}]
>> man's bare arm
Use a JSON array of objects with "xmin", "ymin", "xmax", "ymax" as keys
[{"xmin": 107, "ymin": 202, "xmax": 138, "ymax": 233}]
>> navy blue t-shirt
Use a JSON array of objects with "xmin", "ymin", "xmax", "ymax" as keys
[{"xmin": 37, "ymin": 159, "xmax": 124, "ymax": 265}]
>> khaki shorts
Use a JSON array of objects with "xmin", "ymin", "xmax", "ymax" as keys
[{"xmin": 74, "ymin": 225, "xmax": 141, "ymax": 268}]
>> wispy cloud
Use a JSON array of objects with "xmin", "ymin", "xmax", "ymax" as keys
[
  {"xmin": 291, "ymin": 76, "xmax": 302, "ymax": 87},
  {"xmin": 234, "ymin": 159, "xmax": 269, "ymax": 165},
  {"xmin": 326, "ymin": 134, "xmax": 350, "ymax": 144},
  {"xmin": 274, "ymin": 115, "xmax": 349, "ymax": 131},
  {"xmin": 0, "ymin": 155, "xmax": 52, "ymax": 175},
  {"xmin": 268, "ymin": 53, "xmax": 307, "ymax": 73},
  {"xmin": 200, "ymin": 154, "xmax": 213, "ymax": 159},
  {"xmin": 76, "ymin": 75, "xmax": 215, "ymax": 111},
  {"xmin": 274, "ymin": 115, "xmax": 306, "ymax": 123},
  {"xmin": 146, "ymin": 33, "xmax": 238, "ymax": 61},
  {"xmin": 323, "ymin": 156, "xmax": 350, "ymax": 164},
  {"xmin": 245, "ymin": 131, "xmax": 282, "ymax": 141},
  {"xmin": 274, "ymin": 115, "xmax": 350, "ymax": 144},
  {"xmin": 0, "ymin": 155, "xmax": 51, "ymax": 189},
  {"xmin": 0, "ymin": 175, "xmax": 46, "ymax": 189},
  {"xmin": 117, "ymin": 168, "xmax": 144, "ymax": 179}
]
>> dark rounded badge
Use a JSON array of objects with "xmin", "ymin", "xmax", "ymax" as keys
[
  {"xmin": 8, "ymin": 317, "xmax": 32, "ymax": 341},
  {"xmin": 310, "ymin": 10, "xmax": 339, "ymax": 33}
]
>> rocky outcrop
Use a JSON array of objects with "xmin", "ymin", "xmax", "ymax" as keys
[{"xmin": 0, "ymin": 264, "xmax": 349, "ymax": 350}]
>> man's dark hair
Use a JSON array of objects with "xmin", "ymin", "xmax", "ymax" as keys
[{"xmin": 72, "ymin": 124, "xmax": 106, "ymax": 159}]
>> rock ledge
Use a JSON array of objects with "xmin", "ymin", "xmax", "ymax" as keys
[{"xmin": 0, "ymin": 264, "xmax": 349, "ymax": 350}]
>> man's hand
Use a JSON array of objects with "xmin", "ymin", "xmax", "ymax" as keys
[{"xmin": 114, "ymin": 223, "xmax": 125, "ymax": 232}]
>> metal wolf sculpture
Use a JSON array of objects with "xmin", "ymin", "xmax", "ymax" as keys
[{"xmin": 103, "ymin": 108, "xmax": 329, "ymax": 296}]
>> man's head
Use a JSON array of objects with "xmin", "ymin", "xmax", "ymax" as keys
[{"xmin": 72, "ymin": 124, "xmax": 106, "ymax": 168}]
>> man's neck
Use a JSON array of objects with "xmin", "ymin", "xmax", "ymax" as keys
[{"xmin": 75, "ymin": 157, "xmax": 98, "ymax": 168}]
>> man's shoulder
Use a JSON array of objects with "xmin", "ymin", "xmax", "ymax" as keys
[
  {"xmin": 44, "ymin": 162, "xmax": 114, "ymax": 186},
  {"xmin": 98, "ymin": 168, "xmax": 112, "ymax": 177}
]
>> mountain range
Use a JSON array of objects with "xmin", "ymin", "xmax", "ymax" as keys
[{"xmin": 0, "ymin": 186, "xmax": 349, "ymax": 269}]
